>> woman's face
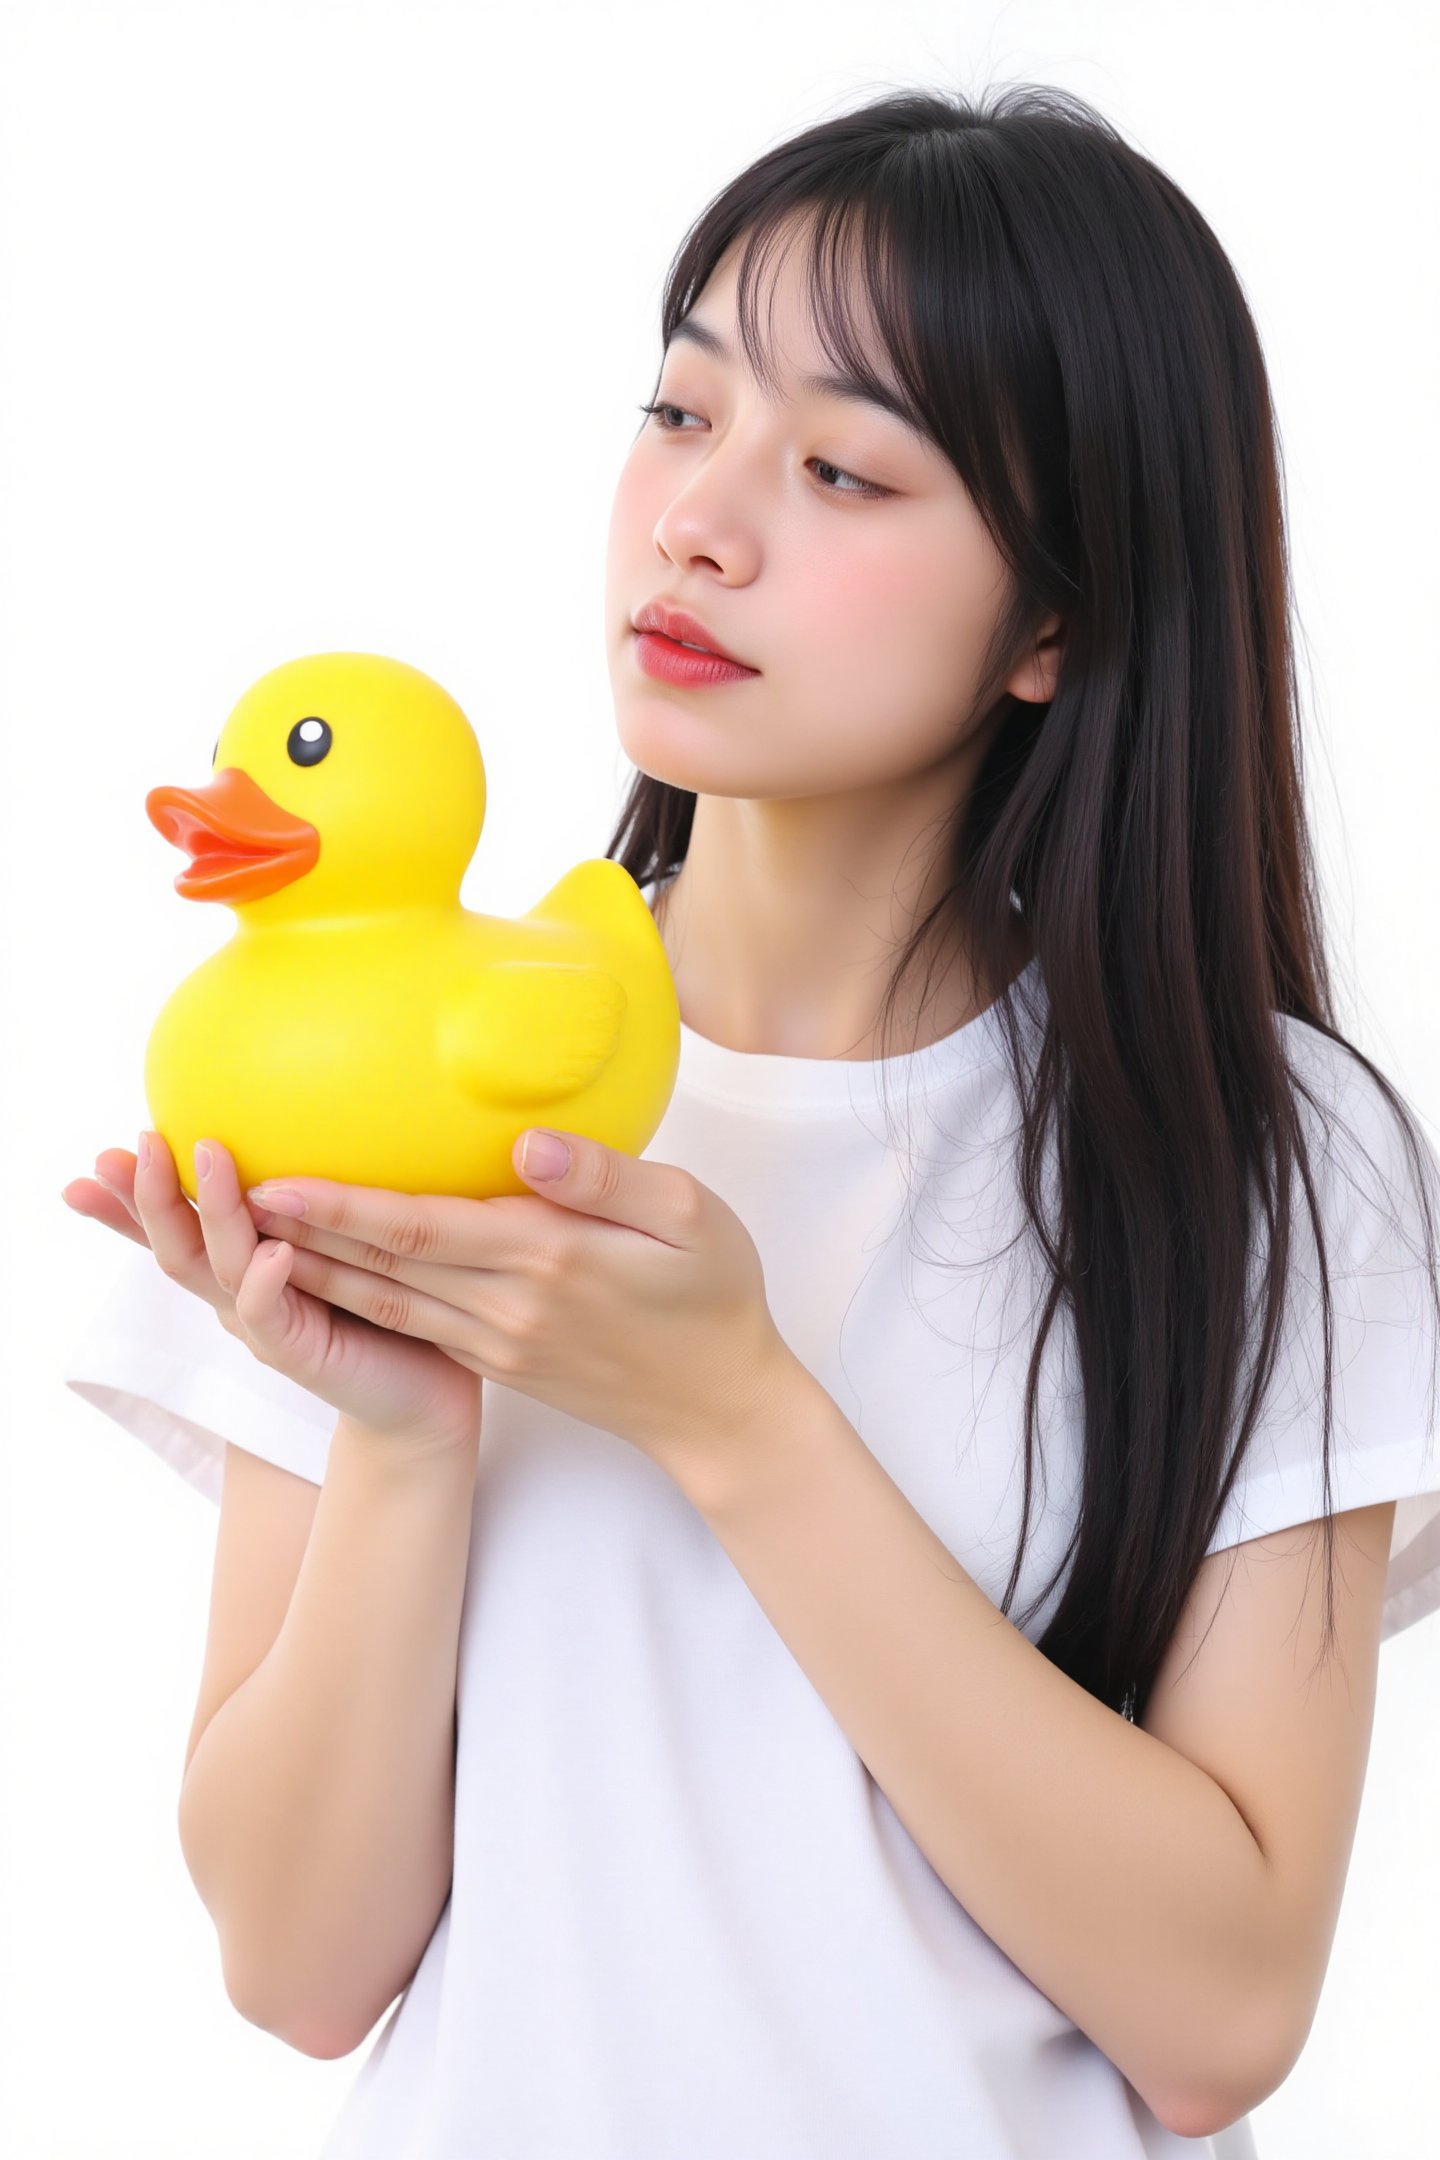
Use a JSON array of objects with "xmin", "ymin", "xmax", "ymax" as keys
[{"xmin": 605, "ymin": 221, "xmax": 1054, "ymax": 803}]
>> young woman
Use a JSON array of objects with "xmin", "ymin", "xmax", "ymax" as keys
[{"xmin": 63, "ymin": 82, "xmax": 1439, "ymax": 2160}]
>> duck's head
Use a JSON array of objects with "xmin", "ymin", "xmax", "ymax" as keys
[{"xmin": 146, "ymin": 653, "xmax": 487, "ymax": 924}]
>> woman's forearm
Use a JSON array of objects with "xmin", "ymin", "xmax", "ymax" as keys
[
  {"xmin": 178, "ymin": 1416, "xmax": 480, "ymax": 2058},
  {"xmin": 678, "ymin": 1360, "xmax": 1282, "ymax": 2138}
]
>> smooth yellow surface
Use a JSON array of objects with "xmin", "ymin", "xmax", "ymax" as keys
[{"xmin": 144, "ymin": 653, "xmax": 680, "ymax": 1201}]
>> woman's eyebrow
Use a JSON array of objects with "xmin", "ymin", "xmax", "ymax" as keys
[{"xmin": 666, "ymin": 314, "xmax": 928, "ymax": 447}]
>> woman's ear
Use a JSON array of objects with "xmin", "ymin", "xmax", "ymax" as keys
[{"xmin": 1005, "ymin": 615, "xmax": 1065, "ymax": 705}]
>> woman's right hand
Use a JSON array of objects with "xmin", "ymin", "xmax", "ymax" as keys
[{"xmin": 61, "ymin": 1134, "xmax": 482, "ymax": 1457}]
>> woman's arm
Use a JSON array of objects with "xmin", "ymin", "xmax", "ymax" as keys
[
  {"xmin": 179, "ymin": 1415, "xmax": 481, "ymax": 2058},
  {"xmin": 675, "ymin": 1359, "xmax": 1371, "ymax": 2140}
]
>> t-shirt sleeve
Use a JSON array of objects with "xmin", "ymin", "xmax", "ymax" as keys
[
  {"xmin": 1202, "ymin": 1021, "xmax": 1440, "ymax": 1640},
  {"xmin": 61, "ymin": 1238, "xmax": 336, "ymax": 1505}
]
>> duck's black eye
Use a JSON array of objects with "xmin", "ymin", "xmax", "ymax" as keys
[{"xmin": 288, "ymin": 716, "xmax": 332, "ymax": 767}]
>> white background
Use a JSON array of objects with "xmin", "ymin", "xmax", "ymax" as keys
[{"xmin": 2, "ymin": 2, "xmax": 1436, "ymax": 2155}]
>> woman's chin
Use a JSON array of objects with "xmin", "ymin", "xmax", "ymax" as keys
[{"xmin": 613, "ymin": 709, "xmax": 734, "ymax": 792}]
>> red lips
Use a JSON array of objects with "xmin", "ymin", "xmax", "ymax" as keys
[{"xmin": 632, "ymin": 599, "xmax": 756, "ymax": 670}]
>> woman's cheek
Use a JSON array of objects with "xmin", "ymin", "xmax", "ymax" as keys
[{"xmin": 814, "ymin": 549, "xmax": 942, "ymax": 686}]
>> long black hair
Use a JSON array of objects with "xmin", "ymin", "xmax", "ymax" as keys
[{"xmin": 604, "ymin": 82, "xmax": 1440, "ymax": 1726}]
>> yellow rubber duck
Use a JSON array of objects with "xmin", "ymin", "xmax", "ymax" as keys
[{"xmin": 143, "ymin": 651, "xmax": 680, "ymax": 1205}]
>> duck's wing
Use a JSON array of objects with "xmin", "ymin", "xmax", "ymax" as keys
[{"xmin": 437, "ymin": 960, "xmax": 628, "ymax": 1106}]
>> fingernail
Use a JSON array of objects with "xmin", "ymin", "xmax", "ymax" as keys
[
  {"xmin": 195, "ymin": 1143, "xmax": 213, "ymax": 1182},
  {"xmin": 247, "ymin": 1184, "xmax": 307, "ymax": 1216},
  {"xmin": 521, "ymin": 1130, "xmax": 570, "ymax": 1180},
  {"xmin": 138, "ymin": 1132, "xmax": 151, "ymax": 1172}
]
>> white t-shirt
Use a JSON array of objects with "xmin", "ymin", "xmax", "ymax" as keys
[{"xmin": 62, "ymin": 902, "xmax": 1440, "ymax": 2160}]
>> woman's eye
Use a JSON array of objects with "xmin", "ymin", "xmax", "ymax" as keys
[{"xmin": 634, "ymin": 400, "xmax": 889, "ymax": 500}]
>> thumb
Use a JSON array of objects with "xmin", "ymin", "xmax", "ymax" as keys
[{"xmin": 514, "ymin": 1127, "xmax": 689, "ymax": 1235}]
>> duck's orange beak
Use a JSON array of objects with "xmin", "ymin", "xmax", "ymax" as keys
[{"xmin": 145, "ymin": 768, "xmax": 320, "ymax": 903}]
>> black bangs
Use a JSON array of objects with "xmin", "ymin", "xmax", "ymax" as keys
[{"xmin": 653, "ymin": 117, "xmax": 1069, "ymax": 599}]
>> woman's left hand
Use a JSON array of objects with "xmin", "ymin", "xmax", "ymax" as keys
[{"xmin": 241, "ymin": 1125, "xmax": 798, "ymax": 1495}]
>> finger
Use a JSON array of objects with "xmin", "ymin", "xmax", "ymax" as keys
[
  {"xmin": 61, "ymin": 1178, "xmax": 152, "ymax": 1252},
  {"xmin": 231, "ymin": 1235, "xmax": 311, "ymax": 1355},
  {"xmin": 131, "ymin": 1129, "xmax": 216, "ymax": 1289},
  {"xmin": 247, "ymin": 1207, "xmax": 497, "ymax": 1306},
  {"xmin": 191, "ymin": 1137, "xmax": 264, "ymax": 1299},
  {"xmin": 282, "ymin": 1239, "xmax": 494, "ymax": 1365},
  {"xmin": 92, "ymin": 1149, "xmax": 143, "ymax": 1223},
  {"xmin": 243, "ymin": 1173, "xmax": 532, "ymax": 1272}
]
